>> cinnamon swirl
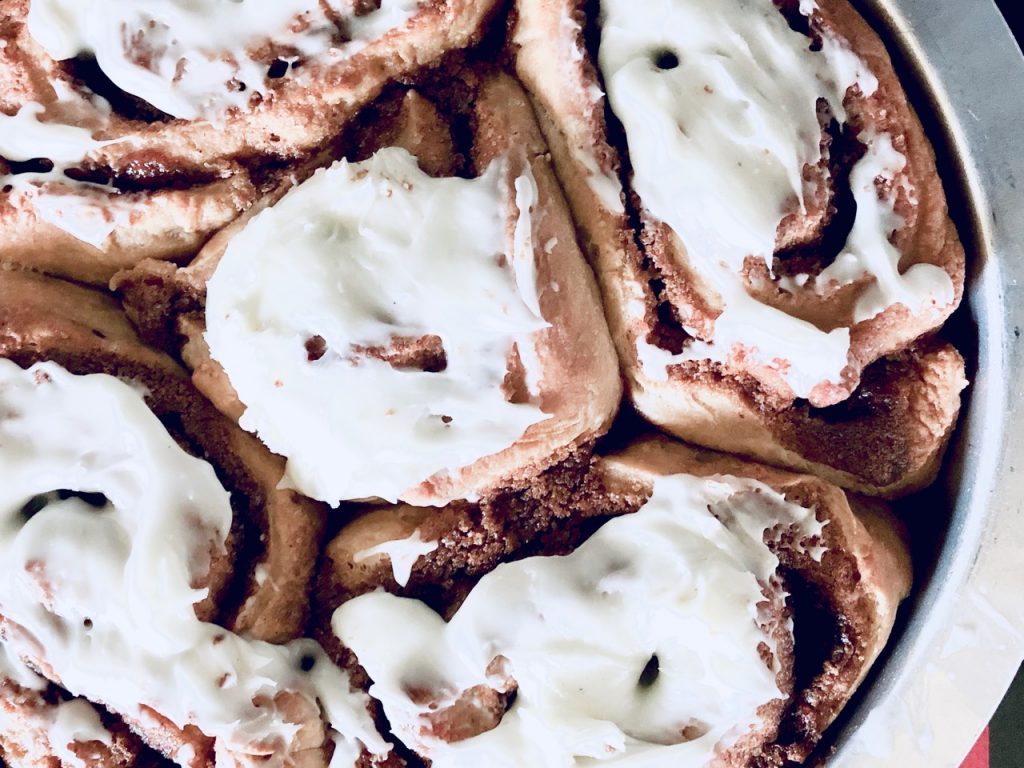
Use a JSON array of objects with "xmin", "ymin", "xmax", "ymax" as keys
[
  {"xmin": 0, "ymin": 269, "xmax": 392, "ymax": 766},
  {"xmin": 115, "ymin": 68, "xmax": 622, "ymax": 507},
  {"xmin": 322, "ymin": 435, "xmax": 911, "ymax": 766},
  {"xmin": 513, "ymin": 0, "xmax": 968, "ymax": 497},
  {"xmin": 0, "ymin": 0, "xmax": 503, "ymax": 283}
]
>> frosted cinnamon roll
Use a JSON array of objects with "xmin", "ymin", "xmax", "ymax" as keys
[
  {"xmin": 0, "ymin": 0, "xmax": 502, "ymax": 283},
  {"xmin": 513, "ymin": 0, "xmax": 967, "ymax": 497},
  {"xmin": 0, "ymin": 270, "xmax": 392, "ymax": 766},
  {"xmin": 326, "ymin": 436, "xmax": 911, "ymax": 766},
  {"xmin": 115, "ymin": 69, "xmax": 621, "ymax": 507}
]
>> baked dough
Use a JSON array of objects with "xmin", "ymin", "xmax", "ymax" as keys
[
  {"xmin": 115, "ymin": 69, "xmax": 622, "ymax": 507},
  {"xmin": 318, "ymin": 434, "xmax": 911, "ymax": 766},
  {"xmin": 513, "ymin": 0, "xmax": 967, "ymax": 497},
  {"xmin": 0, "ymin": 0, "xmax": 503, "ymax": 283}
]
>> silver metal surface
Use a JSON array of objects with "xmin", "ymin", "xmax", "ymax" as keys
[{"xmin": 821, "ymin": 1, "xmax": 1024, "ymax": 765}]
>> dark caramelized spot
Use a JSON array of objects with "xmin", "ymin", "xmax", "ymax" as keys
[
  {"xmin": 63, "ymin": 166, "xmax": 113, "ymax": 186},
  {"xmin": 62, "ymin": 54, "xmax": 174, "ymax": 123},
  {"xmin": 18, "ymin": 493, "xmax": 52, "ymax": 521},
  {"xmin": 773, "ymin": 0, "xmax": 814, "ymax": 37},
  {"xmin": 18, "ymin": 489, "xmax": 108, "ymax": 521},
  {"xmin": 637, "ymin": 654, "xmax": 660, "ymax": 688},
  {"xmin": 357, "ymin": 335, "xmax": 448, "ymax": 373},
  {"xmin": 66, "ymin": 152, "xmax": 222, "ymax": 193},
  {"xmin": 267, "ymin": 59, "xmax": 290, "ymax": 79},
  {"xmin": 4, "ymin": 158, "xmax": 55, "ymax": 175},
  {"xmin": 57, "ymin": 489, "xmax": 109, "ymax": 508},
  {"xmin": 653, "ymin": 50, "xmax": 680, "ymax": 71},
  {"xmin": 305, "ymin": 335, "xmax": 328, "ymax": 362},
  {"xmin": 352, "ymin": 0, "xmax": 383, "ymax": 16},
  {"xmin": 650, "ymin": 287, "xmax": 692, "ymax": 354},
  {"xmin": 117, "ymin": 153, "xmax": 220, "ymax": 192}
]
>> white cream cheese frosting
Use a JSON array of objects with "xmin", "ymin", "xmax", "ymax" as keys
[
  {"xmin": 597, "ymin": 0, "xmax": 955, "ymax": 398},
  {"xmin": 47, "ymin": 700, "xmax": 115, "ymax": 768},
  {"xmin": 334, "ymin": 472, "xmax": 826, "ymax": 767},
  {"xmin": 0, "ymin": 360, "xmax": 390, "ymax": 767},
  {"xmin": 26, "ymin": 0, "xmax": 421, "ymax": 120},
  {"xmin": 354, "ymin": 529, "xmax": 439, "ymax": 588},
  {"xmin": 205, "ymin": 147, "xmax": 549, "ymax": 506}
]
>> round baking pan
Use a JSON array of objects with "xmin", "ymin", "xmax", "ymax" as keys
[{"xmin": 815, "ymin": 1, "xmax": 1024, "ymax": 765}]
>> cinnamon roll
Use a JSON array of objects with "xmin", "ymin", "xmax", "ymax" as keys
[
  {"xmin": 513, "ymin": 0, "xmax": 968, "ymax": 497},
  {"xmin": 0, "ymin": 269, "xmax": 393, "ymax": 766},
  {"xmin": 323, "ymin": 435, "xmax": 911, "ymax": 766},
  {"xmin": 115, "ymin": 68, "xmax": 622, "ymax": 507},
  {"xmin": 0, "ymin": 0, "xmax": 502, "ymax": 283}
]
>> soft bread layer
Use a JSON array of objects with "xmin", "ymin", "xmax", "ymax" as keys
[
  {"xmin": 3, "ymin": 0, "xmax": 504, "ymax": 165},
  {"xmin": 115, "ymin": 71, "xmax": 622, "ymax": 507},
  {"xmin": 332, "ymin": 471, "xmax": 810, "ymax": 766},
  {"xmin": 634, "ymin": 338, "xmax": 967, "ymax": 498},
  {"xmin": 0, "ymin": 269, "xmax": 395, "ymax": 766},
  {"xmin": 0, "ymin": 268, "xmax": 324, "ymax": 642},
  {"xmin": 316, "ymin": 444, "xmax": 645, "ymax": 621},
  {"xmin": 598, "ymin": 436, "xmax": 912, "ymax": 765},
  {"xmin": 319, "ymin": 435, "xmax": 910, "ymax": 767},
  {"xmin": 594, "ymin": 0, "xmax": 963, "ymax": 404},
  {"xmin": 0, "ymin": 0, "xmax": 503, "ymax": 283},
  {"xmin": 0, "ymin": 173, "xmax": 259, "ymax": 286},
  {"xmin": 513, "ymin": 0, "xmax": 967, "ymax": 497}
]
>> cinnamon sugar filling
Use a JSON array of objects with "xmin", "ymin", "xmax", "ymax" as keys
[
  {"xmin": 325, "ymin": 470, "xmax": 851, "ymax": 766},
  {"xmin": 578, "ymin": 0, "xmax": 876, "ymax": 358},
  {"xmin": 564, "ymin": 0, "xmax": 958, "ymax": 411}
]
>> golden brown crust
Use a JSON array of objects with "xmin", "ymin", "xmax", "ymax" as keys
[
  {"xmin": 598, "ymin": 435, "xmax": 912, "ymax": 765},
  {"xmin": 115, "ymin": 70, "xmax": 623, "ymax": 507},
  {"xmin": 0, "ymin": 0, "xmax": 504, "ymax": 284},
  {"xmin": 803, "ymin": 0, "xmax": 966, "ymax": 378},
  {"xmin": 512, "ymin": 0, "xmax": 967, "ymax": 497},
  {"xmin": 650, "ymin": 337, "xmax": 967, "ymax": 498},
  {"xmin": 315, "ymin": 444, "xmax": 645, "ymax": 623}
]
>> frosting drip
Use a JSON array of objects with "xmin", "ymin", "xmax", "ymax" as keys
[
  {"xmin": 334, "ymin": 473, "xmax": 826, "ymax": 766},
  {"xmin": 205, "ymin": 147, "xmax": 549, "ymax": 506},
  {"xmin": 48, "ymin": 700, "xmax": 114, "ymax": 768},
  {"xmin": 0, "ymin": 360, "xmax": 388, "ymax": 767},
  {"xmin": 26, "ymin": 0, "xmax": 421, "ymax": 119},
  {"xmin": 0, "ymin": 92, "xmax": 138, "ymax": 249},
  {"xmin": 353, "ymin": 529, "xmax": 439, "ymax": 588},
  {"xmin": 598, "ymin": 0, "xmax": 955, "ymax": 398}
]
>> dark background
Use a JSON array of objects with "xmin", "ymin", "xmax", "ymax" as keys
[
  {"xmin": 985, "ymin": 4, "xmax": 1021, "ymax": 768},
  {"xmin": 995, "ymin": 0, "xmax": 1021, "ymax": 41}
]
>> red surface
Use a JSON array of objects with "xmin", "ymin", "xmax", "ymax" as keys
[{"xmin": 960, "ymin": 729, "xmax": 990, "ymax": 768}]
